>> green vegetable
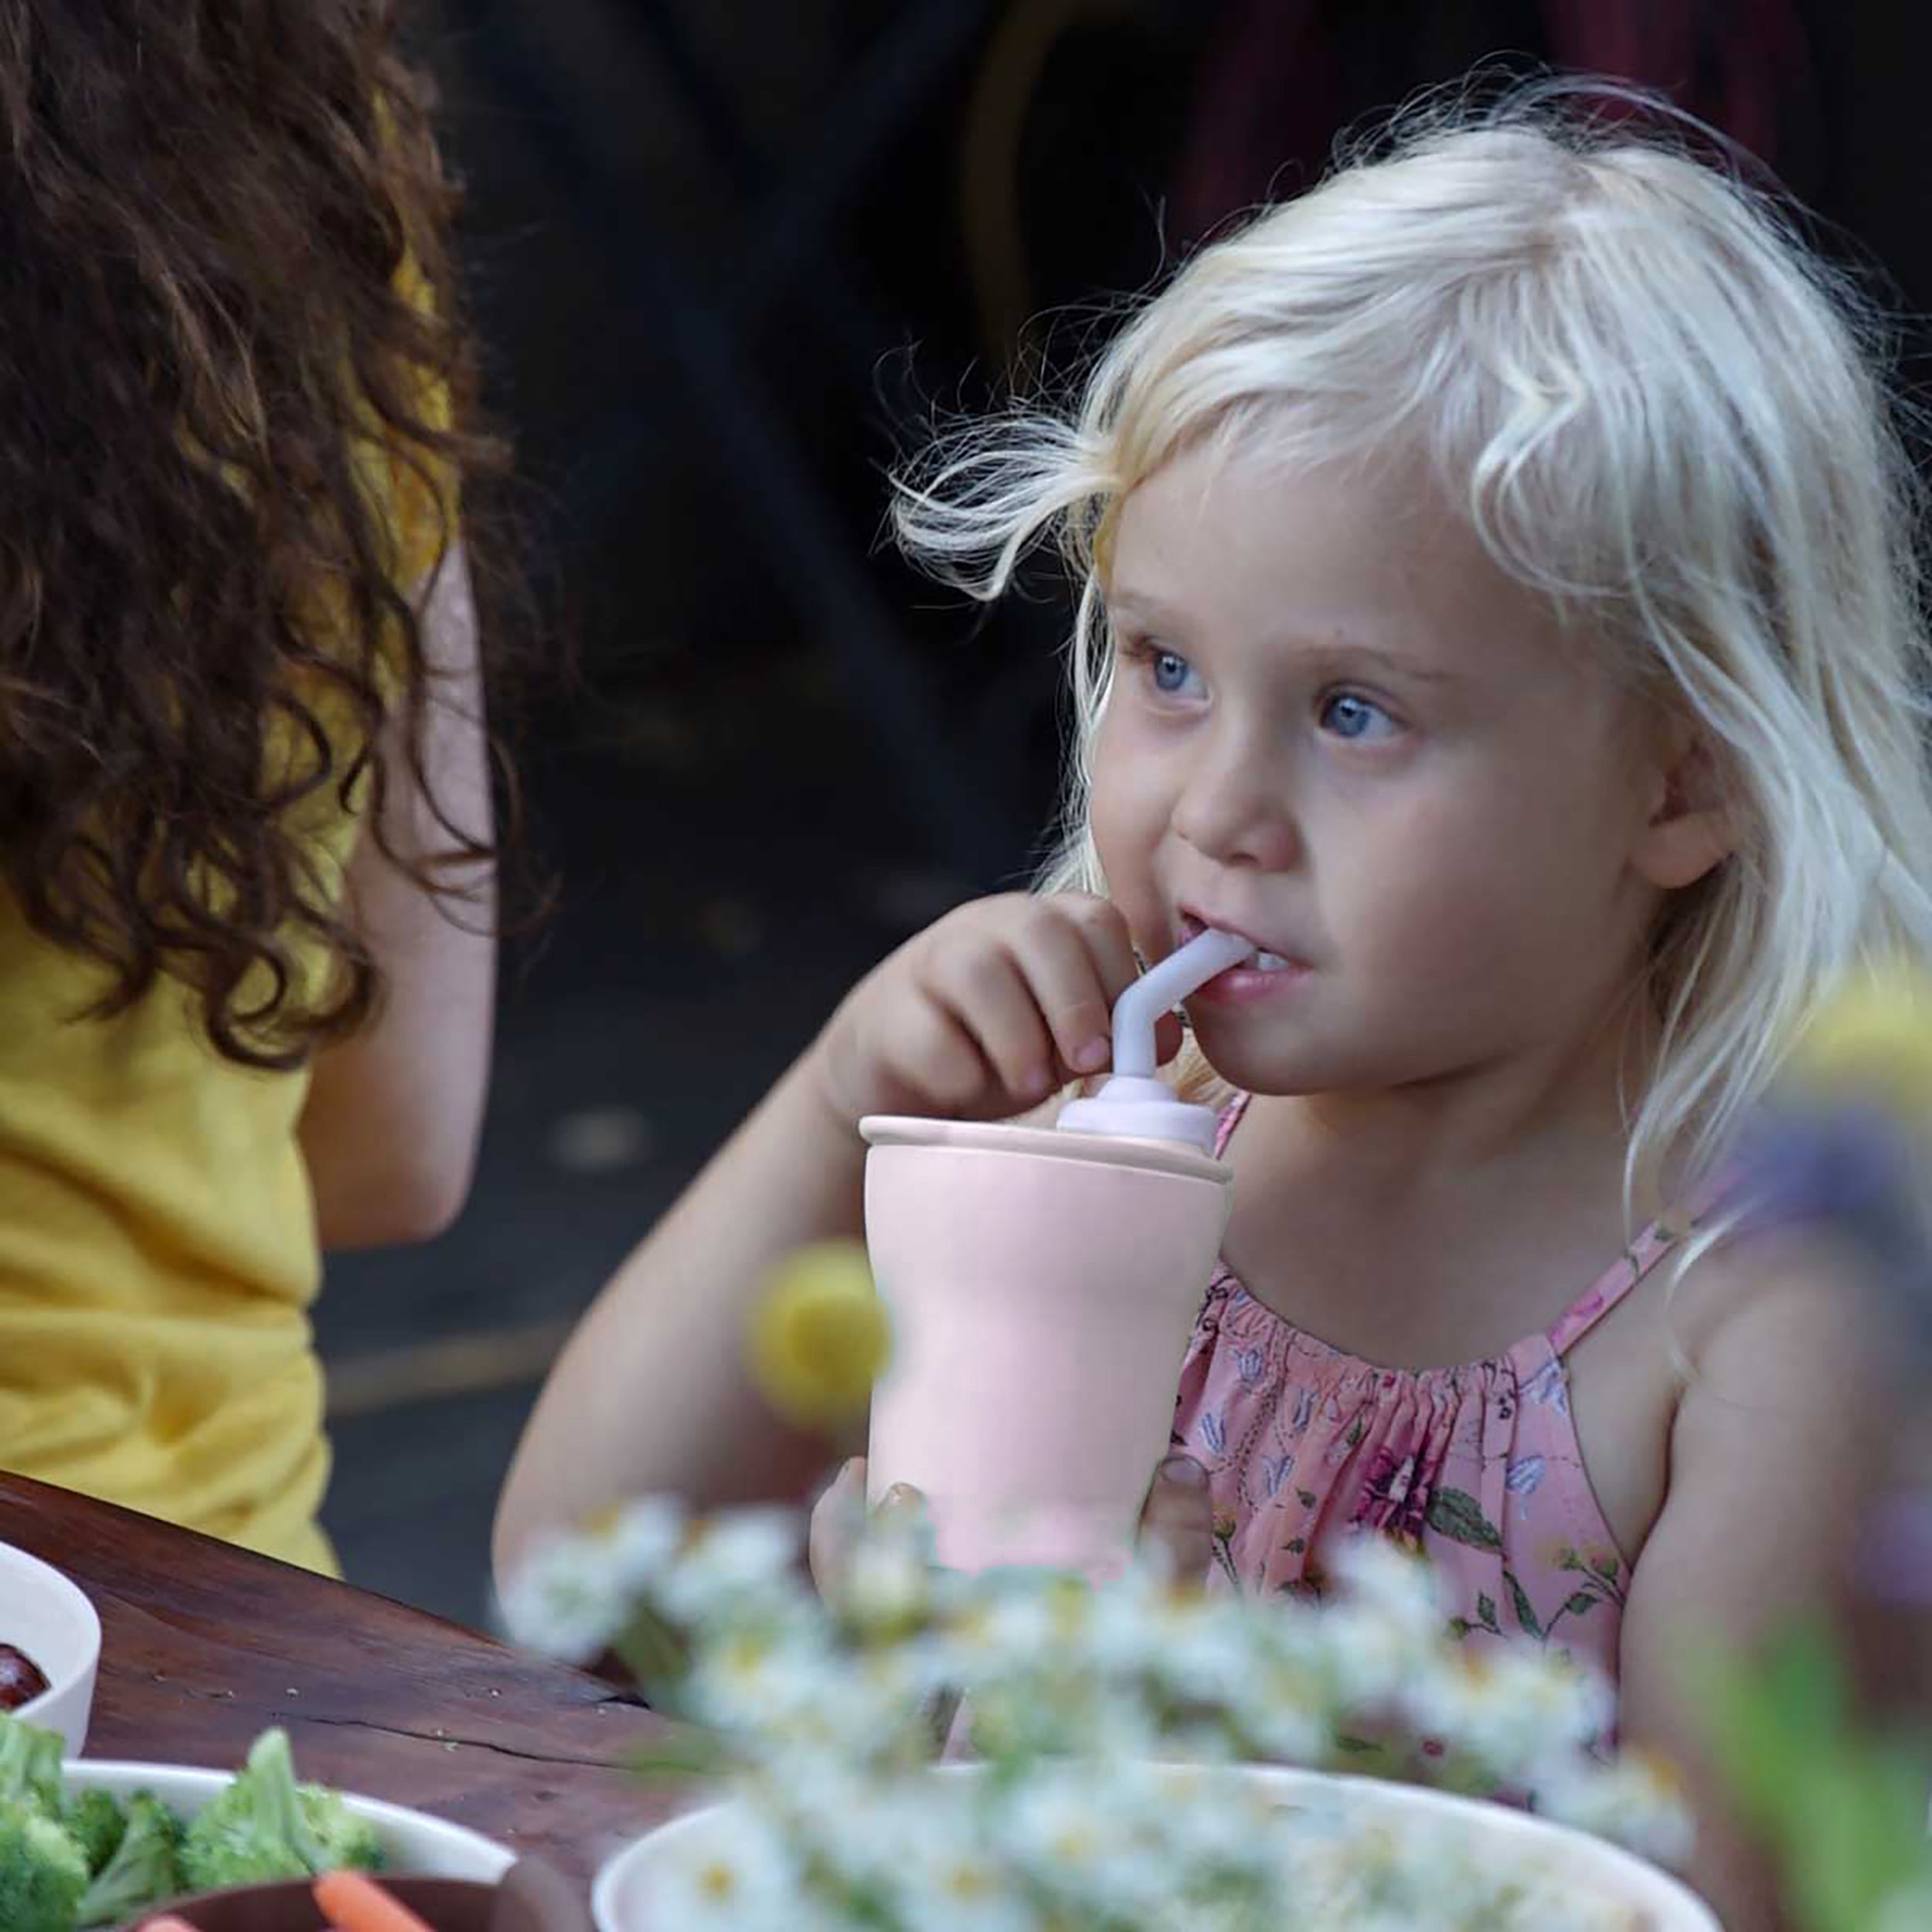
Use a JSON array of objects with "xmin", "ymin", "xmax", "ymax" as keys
[
  {"xmin": 178, "ymin": 1727, "xmax": 380, "ymax": 1893},
  {"xmin": 295, "ymin": 1784, "xmax": 383, "ymax": 1875},
  {"xmin": 0, "ymin": 1795, "xmax": 88, "ymax": 1932},
  {"xmin": 61, "ymin": 1788, "xmax": 125, "ymax": 1876},
  {"xmin": 76, "ymin": 1791, "xmax": 182, "ymax": 1929},
  {"xmin": 0, "ymin": 1711, "xmax": 65, "ymax": 1815}
]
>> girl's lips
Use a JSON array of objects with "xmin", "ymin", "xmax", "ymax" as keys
[
  {"xmin": 1171, "ymin": 913, "xmax": 1309, "ymax": 1005},
  {"xmin": 1175, "ymin": 911, "xmax": 1304, "ymax": 973},
  {"xmin": 1189, "ymin": 957, "xmax": 1312, "ymax": 1006}
]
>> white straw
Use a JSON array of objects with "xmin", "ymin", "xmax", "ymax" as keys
[{"xmin": 1109, "ymin": 929, "xmax": 1255, "ymax": 1077}]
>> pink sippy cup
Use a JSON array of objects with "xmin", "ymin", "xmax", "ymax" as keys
[{"xmin": 861, "ymin": 928, "xmax": 1251, "ymax": 1575}]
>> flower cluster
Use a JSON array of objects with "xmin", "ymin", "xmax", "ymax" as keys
[{"xmin": 504, "ymin": 1497, "xmax": 1692, "ymax": 1930}]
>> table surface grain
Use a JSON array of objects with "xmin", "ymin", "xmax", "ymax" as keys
[{"xmin": 0, "ymin": 1474, "xmax": 697, "ymax": 1900}]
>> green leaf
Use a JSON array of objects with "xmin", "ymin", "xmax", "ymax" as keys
[
  {"xmin": 1590, "ymin": 1552, "xmax": 1620, "ymax": 1581},
  {"xmin": 1446, "ymin": 1617, "xmax": 1472, "ymax": 1641},
  {"xmin": 1285, "ymin": 1537, "xmax": 1306, "ymax": 1554},
  {"xmin": 1563, "ymin": 1591, "xmax": 1600, "ymax": 1617},
  {"xmin": 1504, "ymin": 1570, "xmax": 1543, "ymax": 1641},
  {"xmin": 628, "ymin": 1731, "xmax": 730, "ymax": 1781},
  {"xmin": 1424, "ymin": 1488, "xmax": 1503, "ymax": 1552},
  {"xmin": 1475, "ymin": 1593, "xmax": 1500, "ymax": 1634},
  {"xmin": 1695, "ymin": 1624, "xmax": 1932, "ymax": 1932},
  {"xmin": 1345, "ymin": 1417, "xmax": 1366, "ymax": 1450},
  {"xmin": 1296, "ymin": 1488, "xmax": 1318, "ymax": 1509}
]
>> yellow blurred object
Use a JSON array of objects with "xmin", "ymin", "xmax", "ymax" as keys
[
  {"xmin": 1787, "ymin": 961, "xmax": 1932, "ymax": 1117},
  {"xmin": 747, "ymin": 1241, "xmax": 893, "ymax": 1428}
]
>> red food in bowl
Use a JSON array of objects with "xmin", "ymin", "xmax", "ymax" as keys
[{"xmin": 0, "ymin": 1641, "xmax": 50, "ymax": 1710}]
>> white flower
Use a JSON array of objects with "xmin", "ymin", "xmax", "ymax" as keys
[
  {"xmin": 1139, "ymin": 1589, "xmax": 1260, "ymax": 1708},
  {"xmin": 995, "ymin": 1761, "xmax": 1192, "ymax": 1918},
  {"xmin": 1332, "ymin": 1534, "xmax": 1443, "ymax": 1634},
  {"xmin": 862, "ymin": 1781, "xmax": 1040, "ymax": 1932},
  {"xmin": 495, "ymin": 1529, "xmax": 629, "ymax": 1664},
  {"xmin": 839, "ymin": 1526, "xmax": 933, "ymax": 1631},
  {"xmin": 898, "ymin": 1838, "xmax": 1036, "ymax": 1932},
  {"xmin": 686, "ymin": 1624, "xmax": 921, "ymax": 1763},
  {"xmin": 1536, "ymin": 1750, "xmax": 1696, "ymax": 1869},
  {"xmin": 642, "ymin": 1801, "xmax": 803, "ymax": 1927},
  {"xmin": 593, "ymin": 1493, "xmax": 686, "ymax": 1594},
  {"xmin": 757, "ymin": 1761, "xmax": 909, "ymax": 1886},
  {"xmin": 1405, "ymin": 1645, "xmax": 1614, "ymax": 1779},
  {"xmin": 997, "ymin": 1764, "xmax": 1122, "ymax": 1881},
  {"xmin": 655, "ymin": 1508, "xmax": 805, "ymax": 1627}
]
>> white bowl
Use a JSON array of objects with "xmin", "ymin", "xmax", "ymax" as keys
[
  {"xmin": 64, "ymin": 1760, "xmax": 515, "ymax": 1882},
  {"xmin": 592, "ymin": 1763, "xmax": 1723, "ymax": 1931},
  {"xmin": 0, "ymin": 1539, "xmax": 101, "ymax": 1755}
]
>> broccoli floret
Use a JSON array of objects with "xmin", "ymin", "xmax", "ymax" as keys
[
  {"xmin": 0, "ymin": 1711, "xmax": 66, "ymax": 1815},
  {"xmin": 0, "ymin": 1794, "xmax": 88, "ymax": 1932},
  {"xmin": 295, "ymin": 1784, "xmax": 383, "ymax": 1876},
  {"xmin": 61, "ymin": 1789, "xmax": 125, "ymax": 1876},
  {"xmin": 177, "ymin": 1728, "xmax": 314, "ymax": 1892},
  {"xmin": 175, "ymin": 1726, "xmax": 378, "ymax": 1894},
  {"xmin": 77, "ymin": 1791, "xmax": 182, "ymax": 1929}
]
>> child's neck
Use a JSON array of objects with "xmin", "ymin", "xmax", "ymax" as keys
[
  {"xmin": 1279, "ymin": 1012, "xmax": 1647, "ymax": 1193},
  {"xmin": 1223, "ymin": 1009, "xmax": 1660, "ymax": 1368}
]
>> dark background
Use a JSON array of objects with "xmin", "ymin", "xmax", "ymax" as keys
[{"xmin": 316, "ymin": 0, "xmax": 1932, "ymax": 1627}]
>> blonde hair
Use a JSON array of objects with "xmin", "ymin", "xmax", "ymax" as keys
[{"xmin": 892, "ymin": 81, "xmax": 1932, "ymax": 1209}]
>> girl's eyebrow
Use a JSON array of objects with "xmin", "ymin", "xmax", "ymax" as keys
[
  {"xmin": 1303, "ymin": 641, "xmax": 1464, "ymax": 689},
  {"xmin": 1100, "ymin": 586, "xmax": 1174, "ymax": 626},
  {"xmin": 1105, "ymin": 587, "xmax": 1461, "ymax": 687}
]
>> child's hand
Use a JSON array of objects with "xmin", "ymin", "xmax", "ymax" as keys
[
  {"xmin": 807, "ymin": 1454, "xmax": 1216, "ymax": 1597},
  {"xmin": 812, "ymin": 892, "xmax": 1182, "ymax": 1129}
]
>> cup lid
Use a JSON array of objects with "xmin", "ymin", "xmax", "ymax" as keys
[{"xmin": 859, "ymin": 1114, "xmax": 1230, "ymax": 1183}]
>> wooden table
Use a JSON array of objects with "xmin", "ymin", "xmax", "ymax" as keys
[{"xmin": 0, "ymin": 1474, "xmax": 695, "ymax": 1897}]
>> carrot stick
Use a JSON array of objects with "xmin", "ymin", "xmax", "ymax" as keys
[{"xmin": 312, "ymin": 1869, "xmax": 436, "ymax": 1932}]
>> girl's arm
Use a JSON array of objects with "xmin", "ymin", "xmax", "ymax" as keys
[
  {"xmin": 1617, "ymin": 1237, "xmax": 1900, "ymax": 1932},
  {"xmin": 492, "ymin": 889, "xmax": 1162, "ymax": 1585},
  {"xmin": 298, "ymin": 541, "xmax": 497, "ymax": 1248},
  {"xmin": 492, "ymin": 1042, "xmax": 866, "ymax": 1580}
]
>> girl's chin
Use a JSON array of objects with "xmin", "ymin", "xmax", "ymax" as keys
[{"xmin": 1182, "ymin": 1026, "xmax": 1332, "ymax": 1100}]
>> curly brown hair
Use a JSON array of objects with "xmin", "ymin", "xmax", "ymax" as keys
[{"xmin": 0, "ymin": 0, "xmax": 511, "ymax": 1069}]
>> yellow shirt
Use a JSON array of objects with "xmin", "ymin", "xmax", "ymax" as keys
[{"xmin": 0, "ymin": 275, "xmax": 454, "ymax": 1574}]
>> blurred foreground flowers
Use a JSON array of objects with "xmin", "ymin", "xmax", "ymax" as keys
[
  {"xmin": 505, "ymin": 1497, "xmax": 1688, "ymax": 1930},
  {"xmin": 1703, "ymin": 958, "xmax": 1932, "ymax": 1930},
  {"xmin": 745, "ymin": 1240, "xmax": 892, "ymax": 1428}
]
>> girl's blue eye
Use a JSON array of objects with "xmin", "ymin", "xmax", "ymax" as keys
[
  {"xmin": 1320, "ymin": 692, "xmax": 1396, "ymax": 741},
  {"xmin": 1151, "ymin": 649, "xmax": 1197, "ymax": 695}
]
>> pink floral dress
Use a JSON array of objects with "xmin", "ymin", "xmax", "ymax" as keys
[{"xmin": 1172, "ymin": 1094, "xmax": 1679, "ymax": 1699}]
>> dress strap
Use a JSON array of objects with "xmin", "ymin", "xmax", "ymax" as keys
[
  {"xmin": 1213, "ymin": 1090, "xmax": 1253, "ymax": 1158},
  {"xmin": 1546, "ymin": 1216, "xmax": 1686, "ymax": 1358}
]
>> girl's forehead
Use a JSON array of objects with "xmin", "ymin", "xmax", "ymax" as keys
[{"xmin": 1109, "ymin": 442, "xmax": 1525, "ymax": 634}]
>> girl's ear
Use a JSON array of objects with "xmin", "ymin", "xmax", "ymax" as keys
[{"xmin": 1634, "ymin": 725, "xmax": 1734, "ymax": 891}]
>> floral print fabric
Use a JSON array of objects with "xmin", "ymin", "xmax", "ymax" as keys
[{"xmin": 1171, "ymin": 1097, "xmax": 1683, "ymax": 1701}]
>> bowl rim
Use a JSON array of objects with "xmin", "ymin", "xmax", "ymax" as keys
[
  {"xmin": 0, "ymin": 1538, "xmax": 101, "ymax": 1727},
  {"xmin": 590, "ymin": 1761, "xmax": 1724, "ymax": 1932},
  {"xmin": 64, "ymin": 1757, "xmax": 517, "ymax": 1883}
]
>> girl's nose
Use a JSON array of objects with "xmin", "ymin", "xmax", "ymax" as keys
[{"xmin": 1170, "ymin": 740, "xmax": 1301, "ymax": 872}]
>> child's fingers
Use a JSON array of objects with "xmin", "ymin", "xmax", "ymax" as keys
[
  {"xmin": 886, "ymin": 995, "xmax": 1003, "ymax": 1116},
  {"xmin": 876, "ymin": 1481, "xmax": 926, "ymax": 1520},
  {"xmin": 808, "ymin": 1456, "xmax": 868, "ymax": 1596},
  {"xmin": 921, "ymin": 944, "xmax": 1056, "ymax": 1101},
  {"xmin": 1138, "ymin": 1454, "xmax": 1214, "ymax": 1583},
  {"xmin": 1006, "ymin": 909, "xmax": 1134, "ymax": 1077}
]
